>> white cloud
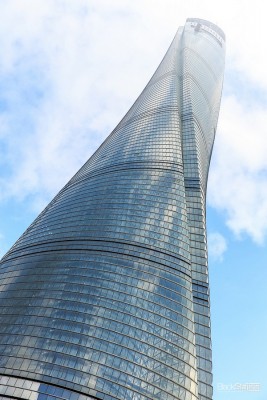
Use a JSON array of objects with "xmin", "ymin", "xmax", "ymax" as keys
[
  {"xmin": 0, "ymin": 0, "xmax": 177, "ymax": 208},
  {"xmin": 208, "ymin": 95, "xmax": 267, "ymax": 243},
  {"xmin": 0, "ymin": 0, "xmax": 267, "ymax": 243},
  {"xmin": 208, "ymin": 232, "xmax": 227, "ymax": 262}
]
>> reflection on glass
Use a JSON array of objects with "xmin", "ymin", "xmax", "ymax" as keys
[{"xmin": 0, "ymin": 18, "xmax": 225, "ymax": 400}]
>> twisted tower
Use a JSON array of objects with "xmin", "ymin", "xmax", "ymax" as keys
[{"xmin": 0, "ymin": 18, "xmax": 225, "ymax": 400}]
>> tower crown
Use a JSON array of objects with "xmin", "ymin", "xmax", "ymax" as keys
[{"xmin": 186, "ymin": 17, "xmax": 225, "ymax": 44}]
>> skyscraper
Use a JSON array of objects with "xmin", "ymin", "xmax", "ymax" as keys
[{"xmin": 0, "ymin": 17, "xmax": 225, "ymax": 400}]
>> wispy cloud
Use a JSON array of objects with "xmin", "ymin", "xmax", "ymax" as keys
[
  {"xmin": 208, "ymin": 95, "xmax": 267, "ymax": 243},
  {"xmin": 208, "ymin": 232, "xmax": 227, "ymax": 262},
  {"xmin": 0, "ymin": 1, "xmax": 159, "ymax": 208},
  {"xmin": 1, "ymin": 0, "xmax": 267, "ymax": 243}
]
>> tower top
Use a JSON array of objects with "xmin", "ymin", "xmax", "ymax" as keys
[{"xmin": 186, "ymin": 17, "xmax": 225, "ymax": 42}]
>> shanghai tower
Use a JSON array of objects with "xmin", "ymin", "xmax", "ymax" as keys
[{"xmin": 0, "ymin": 18, "xmax": 225, "ymax": 400}]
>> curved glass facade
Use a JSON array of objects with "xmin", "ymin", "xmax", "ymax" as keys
[{"xmin": 0, "ymin": 19, "xmax": 225, "ymax": 400}]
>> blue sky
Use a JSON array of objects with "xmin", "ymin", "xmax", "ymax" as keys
[{"xmin": 0, "ymin": 1, "xmax": 267, "ymax": 398}]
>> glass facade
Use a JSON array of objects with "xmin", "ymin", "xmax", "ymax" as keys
[{"xmin": 0, "ymin": 18, "xmax": 225, "ymax": 400}]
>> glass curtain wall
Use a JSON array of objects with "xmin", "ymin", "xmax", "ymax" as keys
[{"xmin": 0, "ymin": 18, "xmax": 225, "ymax": 400}]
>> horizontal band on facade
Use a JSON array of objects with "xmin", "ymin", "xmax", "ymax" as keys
[
  {"xmin": 2, "ymin": 238, "xmax": 192, "ymax": 276},
  {"xmin": 69, "ymin": 163, "xmax": 184, "ymax": 187},
  {"xmin": 0, "ymin": 374, "xmax": 100, "ymax": 400},
  {"xmin": 113, "ymin": 105, "xmax": 181, "ymax": 134}
]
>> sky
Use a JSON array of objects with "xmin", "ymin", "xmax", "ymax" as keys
[{"xmin": 0, "ymin": 1, "xmax": 267, "ymax": 398}]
